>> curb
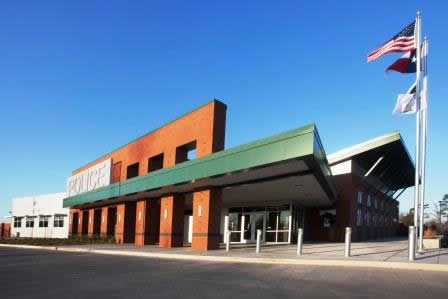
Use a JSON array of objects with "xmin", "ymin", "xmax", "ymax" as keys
[{"xmin": 1, "ymin": 244, "xmax": 447, "ymax": 273}]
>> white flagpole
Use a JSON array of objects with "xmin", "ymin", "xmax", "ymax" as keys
[
  {"xmin": 413, "ymin": 12, "xmax": 422, "ymax": 257},
  {"xmin": 418, "ymin": 37, "xmax": 428, "ymax": 252}
]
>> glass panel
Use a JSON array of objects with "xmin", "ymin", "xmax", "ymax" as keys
[
  {"xmin": 254, "ymin": 214, "xmax": 264, "ymax": 231},
  {"xmin": 243, "ymin": 215, "xmax": 251, "ymax": 240},
  {"xmin": 277, "ymin": 231, "xmax": 289, "ymax": 242},
  {"xmin": 265, "ymin": 232, "xmax": 276, "ymax": 242},
  {"xmin": 230, "ymin": 232, "xmax": 241, "ymax": 242},
  {"xmin": 278, "ymin": 210, "xmax": 290, "ymax": 230},
  {"xmin": 228, "ymin": 213, "xmax": 241, "ymax": 231},
  {"xmin": 266, "ymin": 212, "xmax": 278, "ymax": 231}
]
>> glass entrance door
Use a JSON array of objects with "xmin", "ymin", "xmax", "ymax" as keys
[
  {"xmin": 242, "ymin": 212, "xmax": 265, "ymax": 243},
  {"xmin": 253, "ymin": 212, "xmax": 266, "ymax": 242}
]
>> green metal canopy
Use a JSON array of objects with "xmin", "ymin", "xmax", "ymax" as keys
[{"xmin": 63, "ymin": 124, "xmax": 337, "ymax": 208}]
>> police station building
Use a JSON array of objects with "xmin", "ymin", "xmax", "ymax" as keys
[{"xmin": 64, "ymin": 100, "xmax": 414, "ymax": 251}]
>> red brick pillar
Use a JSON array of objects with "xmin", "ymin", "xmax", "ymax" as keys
[
  {"xmin": 192, "ymin": 188, "xmax": 222, "ymax": 251},
  {"xmin": 88, "ymin": 209, "xmax": 94, "ymax": 236},
  {"xmin": 115, "ymin": 204, "xmax": 125, "ymax": 244},
  {"xmin": 159, "ymin": 194, "xmax": 184, "ymax": 248},
  {"xmin": 100, "ymin": 207, "xmax": 109, "ymax": 237},
  {"xmin": 68, "ymin": 209, "xmax": 76, "ymax": 235},
  {"xmin": 135, "ymin": 200, "xmax": 147, "ymax": 246},
  {"xmin": 77, "ymin": 211, "xmax": 83, "ymax": 235}
]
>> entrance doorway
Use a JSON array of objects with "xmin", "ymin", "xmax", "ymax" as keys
[
  {"xmin": 227, "ymin": 205, "xmax": 295, "ymax": 244},
  {"xmin": 72, "ymin": 212, "xmax": 79, "ymax": 234},
  {"xmin": 229, "ymin": 212, "xmax": 266, "ymax": 243}
]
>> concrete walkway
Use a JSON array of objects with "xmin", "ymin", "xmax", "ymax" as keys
[{"xmin": 2, "ymin": 239, "xmax": 448, "ymax": 272}]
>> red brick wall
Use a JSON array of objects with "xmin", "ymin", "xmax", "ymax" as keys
[
  {"xmin": 69, "ymin": 100, "xmax": 227, "ymax": 246},
  {"xmin": 0, "ymin": 223, "xmax": 11, "ymax": 238},
  {"xmin": 306, "ymin": 173, "xmax": 400, "ymax": 242}
]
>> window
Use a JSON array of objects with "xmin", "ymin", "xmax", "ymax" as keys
[
  {"xmin": 357, "ymin": 209, "xmax": 362, "ymax": 226},
  {"xmin": 357, "ymin": 191, "xmax": 363, "ymax": 205},
  {"xmin": 26, "ymin": 218, "xmax": 34, "ymax": 228},
  {"xmin": 14, "ymin": 217, "xmax": 22, "ymax": 228},
  {"xmin": 367, "ymin": 195, "xmax": 371, "ymax": 207},
  {"xmin": 39, "ymin": 216, "xmax": 50, "ymax": 228},
  {"xmin": 175, "ymin": 141, "xmax": 196, "ymax": 164},
  {"xmin": 148, "ymin": 153, "xmax": 164, "ymax": 173},
  {"xmin": 54, "ymin": 215, "xmax": 64, "ymax": 228},
  {"xmin": 126, "ymin": 163, "xmax": 139, "ymax": 179},
  {"xmin": 374, "ymin": 198, "xmax": 378, "ymax": 209},
  {"xmin": 372, "ymin": 214, "xmax": 376, "ymax": 226}
]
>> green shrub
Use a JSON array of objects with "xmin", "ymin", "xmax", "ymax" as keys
[{"xmin": 0, "ymin": 235, "xmax": 116, "ymax": 246}]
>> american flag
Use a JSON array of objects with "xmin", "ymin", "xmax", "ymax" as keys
[{"xmin": 367, "ymin": 21, "xmax": 416, "ymax": 62}]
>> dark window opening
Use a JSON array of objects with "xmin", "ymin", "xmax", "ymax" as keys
[
  {"xmin": 14, "ymin": 218, "xmax": 22, "ymax": 228},
  {"xmin": 39, "ymin": 216, "xmax": 49, "ymax": 228},
  {"xmin": 175, "ymin": 141, "xmax": 196, "ymax": 164},
  {"xmin": 148, "ymin": 153, "xmax": 164, "ymax": 173},
  {"xmin": 127, "ymin": 163, "xmax": 139, "ymax": 179}
]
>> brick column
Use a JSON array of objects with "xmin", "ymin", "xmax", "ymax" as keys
[
  {"xmin": 115, "ymin": 204, "xmax": 125, "ymax": 244},
  {"xmin": 135, "ymin": 200, "xmax": 147, "ymax": 246},
  {"xmin": 68, "ymin": 209, "xmax": 77, "ymax": 235},
  {"xmin": 192, "ymin": 188, "xmax": 222, "ymax": 251},
  {"xmin": 77, "ymin": 211, "xmax": 83, "ymax": 235},
  {"xmin": 159, "ymin": 194, "xmax": 184, "ymax": 248},
  {"xmin": 88, "ymin": 209, "xmax": 94, "ymax": 236},
  {"xmin": 100, "ymin": 207, "xmax": 109, "ymax": 237}
]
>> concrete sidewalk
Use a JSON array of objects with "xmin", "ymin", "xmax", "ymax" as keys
[{"xmin": 2, "ymin": 240, "xmax": 448, "ymax": 272}]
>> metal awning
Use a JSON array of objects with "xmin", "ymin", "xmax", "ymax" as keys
[
  {"xmin": 327, "ymin": 131, "xmax": 415, "ymax": 191},
  {"xmin": 64, "ymin": 124, "xmax": 338, "ymax": 209}
]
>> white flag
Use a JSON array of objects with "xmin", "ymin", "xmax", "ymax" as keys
[{"xmin": 393, "ymin": 81, "xmax": 417, "ymax": 115}]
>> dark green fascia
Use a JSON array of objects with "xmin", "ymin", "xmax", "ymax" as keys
[
  {"xmin": 64, "ymin": 124, "xmax": 318, "ymax": 208},
  {"xmin": 310, "ymin": 128, "xmax": 338, "ymax": 201}
]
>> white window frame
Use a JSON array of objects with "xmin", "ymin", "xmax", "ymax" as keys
[
  {"xmin": 25, "ymin": 217, "xmax": 34, "ymax": 228},
  {"xmin": 39, "ymin": 216, "xmax": 50, "ymax": 228},
  {"xmin": 14, "ymin": 217, "xmax": 22, "ymax": 228},
  {"xmin": 54, "ymin": 215, "xmax": 64, "ymax": 228}
]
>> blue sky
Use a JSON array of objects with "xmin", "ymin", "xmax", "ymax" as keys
[{"xmin": 0, "ymin": 1, "xmax": 446, "ymax": 221}]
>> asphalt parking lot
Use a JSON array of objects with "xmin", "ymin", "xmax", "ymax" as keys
[{"xmin": 1, "ymin": 247, "xmax": 447, "ymax": 299}]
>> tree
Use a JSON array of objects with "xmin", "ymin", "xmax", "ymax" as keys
[
  {"xmin": 399, "ymin": 208, "xmax": 414, "ymax": 226},
  {"xmin": 425, "ymin": 194, "xmax": 448, "ymax": 233}
]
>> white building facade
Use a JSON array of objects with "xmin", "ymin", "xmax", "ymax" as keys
[{"xmin": 11, "ymin": 192, "xmax": 69, "ymax": 238}]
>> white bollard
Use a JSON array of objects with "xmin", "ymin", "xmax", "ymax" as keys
[
  {"xmin": 345, "ymin": 227, "xmax": 351, "ymax": 258},
  {"xmin": 409, "ymin": 226, "xmax": 415, "ymax": 261},
  {"xmin": 256, "ymin": 229, "xmax": 262, "ymax": 254},
  {"xmin": 226, "ymin": 230, "xmax": 231, "ymax": 252},
  {"xmin": 297, "ymin": 228, "xmax": 303, "ymax": 256}
]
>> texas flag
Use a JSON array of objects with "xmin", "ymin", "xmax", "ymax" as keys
[{"xmin": 386, "ymin": 50, "xmax": 416, "ymax": 73}]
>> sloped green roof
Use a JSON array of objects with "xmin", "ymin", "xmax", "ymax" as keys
[{"xmin": 64, "ymin": 124, "xmax": 336, "ymax": 208}]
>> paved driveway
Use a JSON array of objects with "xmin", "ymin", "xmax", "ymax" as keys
[{"xmin": 1, "ymin": 247, "xmax": 447, "ymax": 299}]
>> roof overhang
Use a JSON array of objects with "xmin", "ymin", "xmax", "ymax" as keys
[
  {"xmin": 64, "ymin": 124, "xmax": 337, "ymax": 209},
  {"xmin": 328, "ymin": 131, "xmax": 415, "ymax": 191}
]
